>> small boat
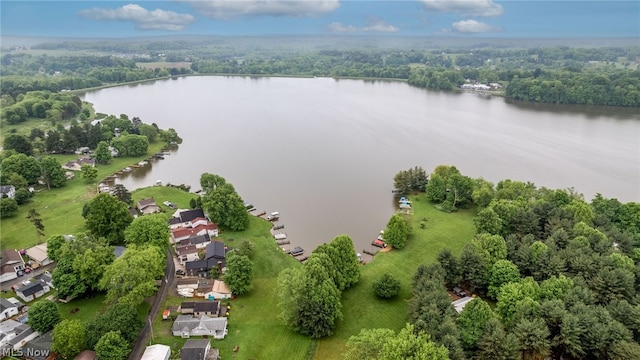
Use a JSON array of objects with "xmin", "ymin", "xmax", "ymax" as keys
[
  {"xmin": 267, "ymin": 212, "xmax": 279, "ymax": 221},
  {"xmin": 154, "ymin": 180, "xmax": 163, "ymax": 186},
  {"xmin": 276, "ymin": 239, "xmax": 290, "ymax": 245},
  {"xmin": 290, "ymin": 247, "xmax": 304, "ymax": 257},
  {"xmin": 122, "ymin": 167, "xmax": 132, "ymax": 173},
  {"xmin": 273, "ymin": 224, "xmax": 285, "ymax": 230},
  {"xmin": 138, "ymin": 160, "xmax": 148, "ymax": 166},
  {"xmin": 274, "ymin": 233, "xmax": 287, "ymax": 240},
  {"xmin": 154, "ymin": 153, "xmax": 165, "ymax": 159},
  {"xmin": 372, "ymin": 239, "xmax": 387, "ymax": 248}
]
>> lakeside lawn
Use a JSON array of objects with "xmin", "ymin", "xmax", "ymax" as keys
[
  {"xmin": 313, "ymin": 193, "xmax": 476, "ymax": 359},
  {"xmin": 150, "ymin": 215, "xmax": 312, "ymax": 359},
  {"xmin": 149, "ymin": 193, "xmax": 475, "ymax": 360},
  {"xmin": 0, "ymin": 141, "xmax": 165, "ymax": 250}
]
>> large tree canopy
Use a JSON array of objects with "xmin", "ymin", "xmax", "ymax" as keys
[
  {"xmin": 84, "ymin": 193, "xmax": 133, "ymax": 245},
  {"xmin": 200, "ymin": 173, "xmax": 249, "ymax": 231}
]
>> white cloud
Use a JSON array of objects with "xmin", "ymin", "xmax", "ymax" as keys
[
  {"xmin": 329, "ymin": 17, "xmax": 398, "ymax": 34},
  {"xmin": 449, "ymin": 19, "xmax": 501, "ymax": 33},
  {"xmin": 182, "ymin": 0, "xmax": 340, "ymax": 19},
  {"xmin": 421, "ymin": 0, "xmax": 503, "ymax": 17},
  {"xmin": 78, "ymin": 4, "xmax": 195, "ymax": 31}
]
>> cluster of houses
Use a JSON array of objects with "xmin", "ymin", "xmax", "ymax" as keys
[{"xmin": 460, "ymin": 80, "xmax": 502, "ymax": 91}]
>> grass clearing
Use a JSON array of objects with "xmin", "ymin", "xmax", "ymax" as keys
[
  {"xmin": 0, "ymin": 141, "xmax": 165, "ymax": 250},
  {"xmin": 314, "ymin": 194, "xmax": 476, "ymax": 359}
]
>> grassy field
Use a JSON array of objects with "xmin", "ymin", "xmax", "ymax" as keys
[
  {"xmin": 150, "ymin": 215, "xmax": 312, "ymax": 359},
  {"xmin": 0, "ymin": 141, "xmax": 165, "ymax": 250},
  {"xmin": 313, "ymin": 194, "xmax": 476, "ymax": 359}
]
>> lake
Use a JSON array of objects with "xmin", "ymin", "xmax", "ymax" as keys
[{"xmin": 82, "ymin": 76, "xmax": 640, "ymax": 254}]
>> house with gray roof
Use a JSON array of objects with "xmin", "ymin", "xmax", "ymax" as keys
[
  {"xmin": 0, "ymin": 299, "xmax": 19, "ymax": 321},
  {"xmin": 172, "ymin": 315, "xmax": 227, "ymax": 339},
  {"xmin": 0, "ymin": 320, "xmax": 38, "ymax": 349},
  {"xmin": 15, "ymin": 282, "xmax": 50, "ymax": 303},
  {"xmin": 0, "ymin": 185, "xmax": 16, "ymax": 199},
  {"xmin": 180, "ymin": 339, "xmax": 220, "ymax": 360}
]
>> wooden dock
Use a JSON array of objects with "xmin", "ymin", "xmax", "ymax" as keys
[
  {"xmin": 362, "ymin": 249, "xmax": 377, "ymax": 256},
  {"xmin": 253, "ymin": 211, "xmax": 266, "ymax": 217},
  {"xmin": 276, "ymin": 240, "xmax": 290, "ymax": 245}
]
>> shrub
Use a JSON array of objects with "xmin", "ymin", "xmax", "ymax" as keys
[{"xmin": 373, "ymin": 273, "xmax": 401, "ymax": 299}]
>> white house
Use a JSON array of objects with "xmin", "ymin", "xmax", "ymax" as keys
[
  {"xmin": 203, "ymin": 280, "xmax": 232, "ymax": 300},
  {"xmin": 452, "ymin": 296, "xmax": 475, "ymax": 313},
  {"xmin": 0, "ymin": 186, "xmax": 16, "ymax": 199},
  {"xmin": 172, "ymin": 315, "xmax": 228, "ymax": 339},
  {"xmin": 176, "ymin": 245, "xmax": 200, "ymax": 264},
  {"xmin": 0, "ymin": 299, "xmax": 19, "ymax": 321},
  {"xmin": 15, "ymin": 282, "xmax": 51, "ymax": 303},
  {"xmin": 141, "ymin": 344, "xmax": 171, "ymax": 360},
  {"xmin": 0, "ymin": 320, "xmax": 38, "ymax": 349}
]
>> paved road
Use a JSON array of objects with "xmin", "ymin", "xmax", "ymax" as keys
[
  {"xmin": 127, "ymin": 248, "xmax": 175, "ymax": 360},
  {"xmin": 0, "ymin": 263, "xmax": 56, "ymax": 292}
]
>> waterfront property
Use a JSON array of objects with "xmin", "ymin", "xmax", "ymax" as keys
[
  {"xmin": 184, "ymin": 241, "xmax": 227, "ymax": 278},
  {"xmin": 172, "ymin": 315, "xmax": 228, "ymax": 339},
  {"xmin": 136, "ymin": 198, "xmax": 162, "ymax": 215}
]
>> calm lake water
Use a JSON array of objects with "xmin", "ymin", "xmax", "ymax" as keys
[{"xmin": 82, "ymin": 76, "xmax": 640, "ymax": 254}]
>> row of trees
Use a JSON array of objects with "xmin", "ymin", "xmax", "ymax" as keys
[
  {"xmin": 1, "ymin": 91, "xmax": 84, "ymax": 124},
  {"xmin": 277, "ymin": 234, "xmax": 360, "ymax": 338}
]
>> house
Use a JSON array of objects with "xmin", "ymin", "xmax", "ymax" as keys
[
  {"xmin": 137, "ymin": 198, "xmax": 161, "ymax": 215},
  {"xmin": 176, "ymin": 245, "xmax": 200, "ymax": 264},
  {"xmin": 0, "ymin": 185, "xmax": 16, "ymax": 199},
  {"xmin": 22, "ymin": 330, "xmax": 55, "ymax": 360},
  {"xmin": 32, "ymin": 271, "xmax": 54, "ymax": 289},
  {"xmin": 15, "ymin": 282, "xmax": 51, "ymax": 303},
  {"xmin": 0, "ymin": 320, "xmax": 38, "ymax": 349},
  {"xmin": 141, "ymin": 344, "xmax": 171, "ymax": 360},
  {"xmin": 62, "ymin": 157, "xmax": 96, "ymax": 172},
  {"xmin": 0, "ymin": 299, "xmax": 19, "ymax": 321},
  {"xmin": 25, "ymin": 244, "xmax": 51, "ymax": 267},
  {"xmin": 452, "ymin": 296, "xmax": 475, "ymax": 313},
  {"xmin": 168, "ymin": 209, "xmax": 206, "ymax": 229},
  {"xmin": 179, "ymin": 301, "xmax": 220, "ymax": 317},
  {"xmin": 203, "ymin": 280, "xmax": 232, "ymax": 300},
  {"xmin": 178, "ymin": 234, "xmax": 212, "ymax": 249},
  {"xmin": 0, "ymin": 249, "xmax": 26, "ymax": 283},
  {"xmin": 172, "ymin": 315, "xmax": 228, "ymax": 339},
  {"xmin": 185, "ymin": 241, "xmax": 227, "ymax": 278},
  {"xmin": 181, "ymin": 339, "xmax": 220, "ymax": 360},
  {"xmin": 171, "ymin": 223, "xmax": 218, "ymax": 244},
  {"xmin": 128, "ymin": 208, "xmax": 139, "ymax": 219}
]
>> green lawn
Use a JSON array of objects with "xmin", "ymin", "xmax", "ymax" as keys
[
  {"xmin": 0, "ymin": 141, "xmax": 165, "ymax": 250},
  {"xmin": 313, "ymin": 194, "xmax": 476, "ymax": 359}
]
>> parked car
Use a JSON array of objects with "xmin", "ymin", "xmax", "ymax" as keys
[
  {"xmin": 175, "ymin": 269, "xmax": 185, "ymax": 276},
  {"xmin": 452, "ymin": 287, "xmax": 467, "ymax": 297}
]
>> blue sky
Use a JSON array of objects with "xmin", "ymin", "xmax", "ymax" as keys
[{"xmin": 1, "ymin": 1, "xmax": 638, "ymax": 38}]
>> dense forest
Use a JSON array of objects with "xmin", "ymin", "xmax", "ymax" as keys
[{"xmin": 1, "ymin": 38, "xmax": 639, "ymax": 107}]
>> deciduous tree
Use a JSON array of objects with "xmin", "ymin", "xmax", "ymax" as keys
[
  {"xmin": 95, "ymin": 331, "xmax": 130, "ymax": 360},
  {"xmin": 457, "ymin": 299, "xmax": 495, "ymax": 351},
  {"xmin": 39, "ymin": 156, "xmax": 66, "ymax": 189},
  {"xmin": 0, "ymin": 198, "xmax": 19, "ymax": 218},
  {"xmin": 52, "ymin": 319, "xmax": 85, "ymax": 359},
  {"xmin": 80, "ymin": 164, "xmax": 97, "ymax": 183},
  {"xmin": 28, "ymin": 300, "xmax": 61, "ymax": 333},
  {"xmin": 99, "ymin": 245, "xmax": 165, "ymax": 306},
  {"xmin": 124, "ymin": 213, "xmax": 170, "ymax": 249},
  {"xmin": 84, "ymin": 193, "xmax": 133, "ymax": 245},
  {"xmin": 223, "ymin": 253, "xmax": 254, "ymax": 295},
  {"xmin": 384, "ymin": 213, "xmax": 410, "ymax": 249},
  {"xmin": 95, "ymin": 141, "xmax": 112, "ymax": 164}
]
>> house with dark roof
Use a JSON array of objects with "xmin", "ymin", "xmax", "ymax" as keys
[
  {"xmin": 0, "ymin": 185, "xmax": 16, "ymax": 199},
  {"xmin": 23, "ymin": 330, "xmax": 55, "ymax": 360},
  {"xmin": 168, "ymin": 209, "xmax": 206, "ymax": 229},
  {"xmin": 0, "ymin": 298, "xmax": 19, "ymax": 321},
  {"xmin": 15, "ymin": 282, "xmax": 50, "ymax": 303},
  {"xmin": 172, "ymin": 315, "xmax": 227, "ymax": 339},
  {"xmin": 179, "ymin": 301, "xmax": 220, "ymax": 317},
  {"xmin": 178, "ymin": 234, "xmax": 211, "ymax": 249},
  {"xmin": 180, "ymin": 339, "xmax": 220, "ymax": 360},
  {"xmin": 33, "ymin": 271, "xmax": 54, "ymax": 289},
  {"xmin": 137, "ymin": 198, "xmax": 161, "ymax": 215},
  {"xmin": 185, "ymin": 241, "xmax": 227, "ymax": 278},
  {"xmin": 0, "ymin": 249, "xmax": 26, "ymax": 283}
]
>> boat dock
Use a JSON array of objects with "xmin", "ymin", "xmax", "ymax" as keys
[{"xmin": 276, "ymin": 239, "xmax": 290, "ymax": 245}]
